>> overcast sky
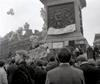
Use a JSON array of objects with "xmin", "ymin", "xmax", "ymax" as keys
[{"xmin": 0, "ymin": 0, "xmax": 100, "ymax": 46}]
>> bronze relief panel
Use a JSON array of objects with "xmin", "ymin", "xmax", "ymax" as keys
[{"xmin": 48, "ymin": 2, "xmax": 75, "ymax": 29}]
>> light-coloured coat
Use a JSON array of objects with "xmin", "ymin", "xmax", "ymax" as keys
[{"xmin": 0, "ymin": 67, "xmax": 8, "ymax": 84}]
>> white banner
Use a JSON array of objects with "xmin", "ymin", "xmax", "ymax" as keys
[
  {"xmin": 53, "ymin": 42, "xmax": 63, "ymax": 49},
  {"xmin": 47, "ymin": 24, "xmax": 76, "ymax": 35}
]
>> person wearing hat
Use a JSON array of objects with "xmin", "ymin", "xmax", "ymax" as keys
[
  {"xmin": 12, "ymin": 50, "xmax": 35, "ymax": 84},
  {"xmin": 45, "ymin": 47, "xmax": 85, "ymax": 84},
  {"xmin": 0, "ymin": 60, "xmax": 8, "ymax": 84},
  {"xmin": 45, "ymin": 56, "xmax": 59, "ymax": 71},
  {"xmin": 77, "ymin": 54, "xmax": 100, "ymax": 84}
]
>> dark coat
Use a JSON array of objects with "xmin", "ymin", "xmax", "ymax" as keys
[
  {"xmin": 34, "ymin": 66, "xmax": 47, "ymax": 84},
  {"xmin": 79, "ymin": 63, "xmax": 100, "ymax": 84},
  {"xmin": 12, "ymin": 61, "xmax": 35, "ymax": 84},
  {"xmin": 45, "ymin": 64, "xmax": 85, "ymax": 84},
  {"xmin": 7, "ymin": 64, "xmax": 18, "ymax": 84}
]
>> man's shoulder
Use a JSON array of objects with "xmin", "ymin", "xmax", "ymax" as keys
[
  {"xmin": 8, "ymin": 64, "xmax": 17, "ymax": 68},
  {"xmin": 47, "ymin": 62, "xmax": 54, "ymax": 66},
  {"xmin": 47, "ymin": 66, "xmax": 59, "ymax": 74},
  {"xmin": 80, "ymin": 64, "xmax": 100, "ymax": 72},
  {"xmin": 18, "ymin": 62, "xmax": 28, "ymax": 68},
  {"xmin": 89, "ymin": 65, "xmax": 100, "ymax": 71},
  {"xmin": 47, "ymin": 66, "xmax": 84, "ymax": 78},
  {"xmin": 0, "ymin": 68, "xmax": 7, "ymax": 75},
  {"xmin": 17, "ymin": 63, "xmax": 29, "ymax": 72},
  {"xmin": 48, "ymin": 62, "xmax": 58, "ymax": 66}
]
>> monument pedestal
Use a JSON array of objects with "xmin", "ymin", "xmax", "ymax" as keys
[{"xmin": 40, "ymin": 0, "xmax": 87, "ymax": 52}]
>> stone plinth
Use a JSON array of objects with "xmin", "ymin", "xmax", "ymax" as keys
[{"xmin": 40, "ymin": 0, "xmax": 87, "ymax": 49}]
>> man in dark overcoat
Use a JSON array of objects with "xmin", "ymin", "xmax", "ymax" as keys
[
  {"xmin": 12, "ymin": 50, "xmax": 35, "ymax": 84},
  {"xmin": 77, "ymin": 54, "xmax": 100, "ymax": 84}
]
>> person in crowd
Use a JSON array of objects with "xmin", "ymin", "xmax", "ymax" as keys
[
  {"xmin": 77, "ymin": 54, "xmax": 100, "ymax": 84},
  {"xmin": 88, "ymin": 59, "xmax": 96, "ymax": 66},
  {"xmin": 34, "ymin": 59, "xmax": 47, "ymax": 84},
  {"xmin": 7, "ymin": 59, "xmax": 18, "ymax": 84},
  {"xmin": 96, "ymin": 58, "xmax": 100, "ymax": 69},
  {"xmin": 87, "ymin": 46, "xmax": 95, "ymax": 60},
  {"xmin": 12, "ymin": 50, "xmax": 35, "ymax": 84},
  {"xmin": 4, "ymin": 59, "xmax": 11, "ymax": 72},
  {"xmin": 94, "ymin": 45, "xmax": 99, "ymax": 57},
  {"xmin": 0, "ymin": 60, "xmax": 8, "ymax": 84},
  {"xmin": 71, "ymin": 47, "xmax": 77, "ymax": 60},
  {"xmin": 69, "ymin": 59, "xmax": 76, "ymax": 66},
  {"xmin": 40, "ymin": 60, "xmax": 48, "ymax": 70},
  {"xmin": 47, "ymin": 47, "xmax": 50, "ymax": 56},
  {"xmin": 69, "ymin": 59, "xmax": 80, "ymax": 68},
  {"xmin": 75, "ymin": 47, "xmax": 80, "ymax": 57},
  {"xmin": 45, "ymin": 56, "xmax": 59, "ymax": 71},
  {"xmin": 45, "ymin": 47, "xmax": 85, "ymax": 84},
  {"xmin": 78, "ymin": 46, "xmax": 84, "ymax": 55}
]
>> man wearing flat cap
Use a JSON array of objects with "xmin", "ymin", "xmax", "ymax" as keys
[
  {"xmin": 45, "ymin": 47, "xmax": 85, "ymax": 84},
  {"xmin": 12, "ymin": 50, "xmax": 35, "ymax": 84},
  {"xmin": 0, "ymin": 60, "xmax": 8, "ymax": 84},
  {"xmin": 77, "ymin": 54, "xmax": 100, "ymax": 84}
]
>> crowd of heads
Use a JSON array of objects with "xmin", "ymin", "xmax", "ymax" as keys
[
  {"xmin": 1, "ymin": 45, "xmax": 100, "ymax": 84},
  {"xmin": 2, "ymin": 45, "xmax": 99, "ymax": 69}
]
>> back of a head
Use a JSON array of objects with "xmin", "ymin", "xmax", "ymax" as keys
[
  {"xmin": 49, "ymin": 56, "xmax": 55, "ymax": 62},
  {"xmin": 88, "ymin": 59, "xmax": 95, "ymax": 66},
  {"xmin": 0, "ymin": 60, "xmax": 5, "ymax": 67},
  {"xmin": 42, "ymin": 61, "xmax": 48, "ymax": 66},
  {"xmin": 57, "ymin": 47, "xmax": 71, "ymax": 63},
  {"xmin": 36, "ymin": 59, "xmax": 43, "ymax": 67},
  {"xmin": 77, "ymin": 54, "xmax": 88, "ymax": 62},
  {"xmin": 11, "ymin": 59, "xmax": 15, "ymax": 64},
  {"xmin": 69, "ymin": 59, "xmax": 76, "ymax": 66}
]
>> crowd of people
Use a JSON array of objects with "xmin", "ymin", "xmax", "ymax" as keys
[{"xmin": 1, "ymin": 46, "xmax": 100, "ymax": 84}]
